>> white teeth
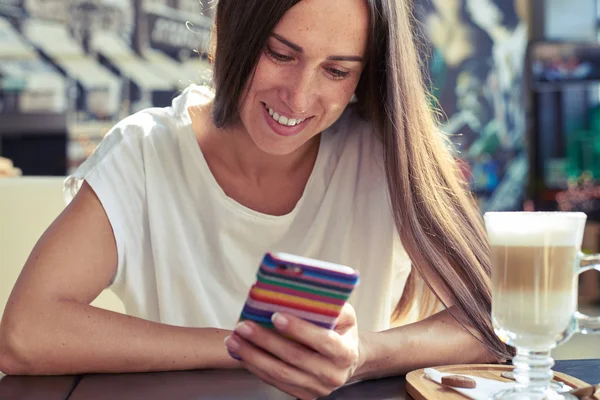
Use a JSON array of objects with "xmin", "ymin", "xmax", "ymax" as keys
[{"xmin": 265, "ymin": 105, "xmax": 306, "ymax": 127}]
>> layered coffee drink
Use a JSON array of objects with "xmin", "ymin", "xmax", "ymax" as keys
[
  {"xmin": 487, "ymin": 216, "xmax": 581, "ymax": 350},
  {"xmin": 484, "ymin": 212, "xmax": 597, "ymax": 400}
]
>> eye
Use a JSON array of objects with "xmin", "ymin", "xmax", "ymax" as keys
[
  {"xmin": 326, "ymin": 67, "xmax": 350, "ymax": 80},
  {"xmin": 265, "ymin": 46, "xmax": 293, "ymax": 62}
]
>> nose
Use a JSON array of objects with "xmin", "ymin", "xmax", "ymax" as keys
[{"xmin": 279, "ymin": 68, "xmax": 315, "ymax": 115}]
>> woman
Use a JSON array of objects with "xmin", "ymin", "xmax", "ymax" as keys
[{"xmin": 0, "ymin": 0, "xmax": 511, "ymax": 399}]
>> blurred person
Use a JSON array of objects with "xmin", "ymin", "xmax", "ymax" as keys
[{"xmin": 0, "ymin": 1, "xmax": 510, "ymax": 399}]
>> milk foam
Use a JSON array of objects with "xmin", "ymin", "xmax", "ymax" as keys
[{"xmin": 484, "ymin": 212, "xmax": 585, "ymax": 247}]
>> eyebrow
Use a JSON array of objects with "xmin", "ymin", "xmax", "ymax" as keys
[{"xmin": 271, "ymin": 33, "xmax": 364, "ymax": 63}]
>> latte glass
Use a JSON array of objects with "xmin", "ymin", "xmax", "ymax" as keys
[{"xmin": 484, "ymin": 212, "xmax": 600, "ymax": 400}]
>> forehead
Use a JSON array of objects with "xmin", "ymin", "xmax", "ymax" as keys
[{"xmin": 273, "ymin": 0, "xmax": 370, "ymax": 55}]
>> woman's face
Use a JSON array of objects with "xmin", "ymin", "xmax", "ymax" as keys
[{"xmin": 236, "ymin": 0, "xmax": 369, "ymax": 156}]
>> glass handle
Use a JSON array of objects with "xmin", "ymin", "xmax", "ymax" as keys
[{"xmin": 576, "ymin": 253, "xmax": 600, "ymax": 334}]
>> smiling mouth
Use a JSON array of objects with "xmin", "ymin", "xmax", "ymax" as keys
[{"xmin": 263, "ymin": 103, "xmax": 308, "ymax": 127}]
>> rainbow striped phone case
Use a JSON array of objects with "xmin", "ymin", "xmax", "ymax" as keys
[{"xmin": 229, "ymin": 252, "xmax": 359, "ymax": 359}]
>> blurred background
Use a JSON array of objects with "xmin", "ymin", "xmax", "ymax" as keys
[
  {"xmin": 0, "ymin": 0, "xmax": 213, "ymax": 175},
  {"xmin": 0, "ymin": 0, "xmax": 599, "ymax": 357}
]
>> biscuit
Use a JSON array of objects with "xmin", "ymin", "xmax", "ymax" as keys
[
  {"xmin": 570, "ymin": 385, "xmax": 599, "ymax": 398},
  {"xmin": 441, "ymin": 375, "xmax": 477, "ymax": 389}
]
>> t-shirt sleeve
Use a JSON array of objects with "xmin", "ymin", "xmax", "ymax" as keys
[{"xmin": 63, "ymin": 120, "xmax": 147, "ymax": 288}]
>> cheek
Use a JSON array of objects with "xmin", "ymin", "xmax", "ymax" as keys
[
  {"xmin": 325, "ymin": 79, "xmax": 360, "ymax": 109},
  {"xmin": 239, "ymin": 58, "xmax": 275, "ymax": 116},
  {"xmin": 344, "ymin": 79, "xmax": 360, "ymax": 97},
  {"xmin": 249, "ymin": 56, "xmax": 282, "ymax": 91}
]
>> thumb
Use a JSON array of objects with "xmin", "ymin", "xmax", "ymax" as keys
[{"xmin": 334, "ymin": 302, "xmax": 357, "ymax": 334}]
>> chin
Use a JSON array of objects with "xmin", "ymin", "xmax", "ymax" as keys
[{"xmin": 250, "ymin": 117, "xmax": 319, "ymax": 157}]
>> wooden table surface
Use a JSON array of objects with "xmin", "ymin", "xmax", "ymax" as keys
[{"xmin": 1, "ymin": 359, "xmax": 598, "ymax": 400}]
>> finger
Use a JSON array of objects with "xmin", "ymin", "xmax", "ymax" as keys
[
  {"xmin": 270, "ymin": 312, "xmax": 358, "ymax": 366},
  {"xmin": 233, "ymin": 321, "xmax": 347, "ymax": 388},
  {"xmin": 225, "ymin": 333, "xmax": 333, "ymax": 397}
]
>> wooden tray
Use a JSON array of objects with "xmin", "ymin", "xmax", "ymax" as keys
[{"xmin": 406, "ymin": 364, "xmax": 589, "ymax": 400}]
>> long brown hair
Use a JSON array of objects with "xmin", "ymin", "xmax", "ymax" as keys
[{"xmin": 210, "ymin": 0, "xmax": 511, "ymax": 360}]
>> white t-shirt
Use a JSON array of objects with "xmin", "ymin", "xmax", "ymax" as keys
[{"xmin": 64, "ymin": 85, "xmax": 412, "ymax": 332}]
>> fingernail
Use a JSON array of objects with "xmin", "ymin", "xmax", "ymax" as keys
[
  {"xmin": 235, "ymin": 322, "xmax": 253, "ymax": 337},
  {"xmin": 272, "ymin": 312, "xmax": 288, "ymax": 328},
  {"xmin": 224, "ymin": 335, "xmax": 240, "ymax": 351}
]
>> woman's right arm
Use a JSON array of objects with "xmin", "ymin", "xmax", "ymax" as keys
[{"xmin": 0, "ymin": 182, "xmax": 239, "ymax": 376}]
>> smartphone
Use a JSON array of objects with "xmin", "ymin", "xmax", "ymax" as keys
[{"xmin": 229, "ymin": 252, "xmax": 359, "ymax": 359}]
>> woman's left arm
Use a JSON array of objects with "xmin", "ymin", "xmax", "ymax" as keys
[{"xmin": 354, "ymin": 306, "xmax": 498, "ymax": 382}]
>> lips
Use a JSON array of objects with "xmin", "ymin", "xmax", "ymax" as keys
[
  {"xmin": 261, "ymin": 102, "xmax": 312, "ymax": 137},
  {"xmin": 265, "ymin": 104, "xmax": 306, "ymax": 127}
]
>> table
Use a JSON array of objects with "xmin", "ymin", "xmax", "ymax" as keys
[
  {"xmin": 1, "ymin": 359, "xmax": 598, "ymax": 400},
  {"xmin": 0, "ymin": 373, "xmax": 79, "ymax": 400}
]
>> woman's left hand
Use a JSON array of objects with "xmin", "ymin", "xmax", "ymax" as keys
[{"xmin": 224, "ymin": 303, "xmax": 363, "ymax": 399}]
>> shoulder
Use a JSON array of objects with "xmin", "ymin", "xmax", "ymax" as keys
[
  {"xmin": 319, "ymin": 107, "xmax": 391, "ymax": 222},
  {"xmin": 327, "ymin": 106, "xmax": 386, "ymax": 181},
  {"xmin": 65, "ymin": 85, "xmax": 212, "ymax": 202},
  {"xmin": 111, "ymin": 84, "xmax": 213, "ymax": 145},
  {"xmin": 329, "ymin": 107, "xmax": 382, "ymax": 156},
  {"xmin": 87, "ymin": 84, "xmax": 213, "ymax": 163}
]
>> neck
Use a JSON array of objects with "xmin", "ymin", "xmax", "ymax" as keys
[
  {"xmin": 224, "ymin": 122, "xmax": 320, "ymax": 182},
  {"xmin": 190, "ymin": 102, "xmax": 320, "ymax": 185}
]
